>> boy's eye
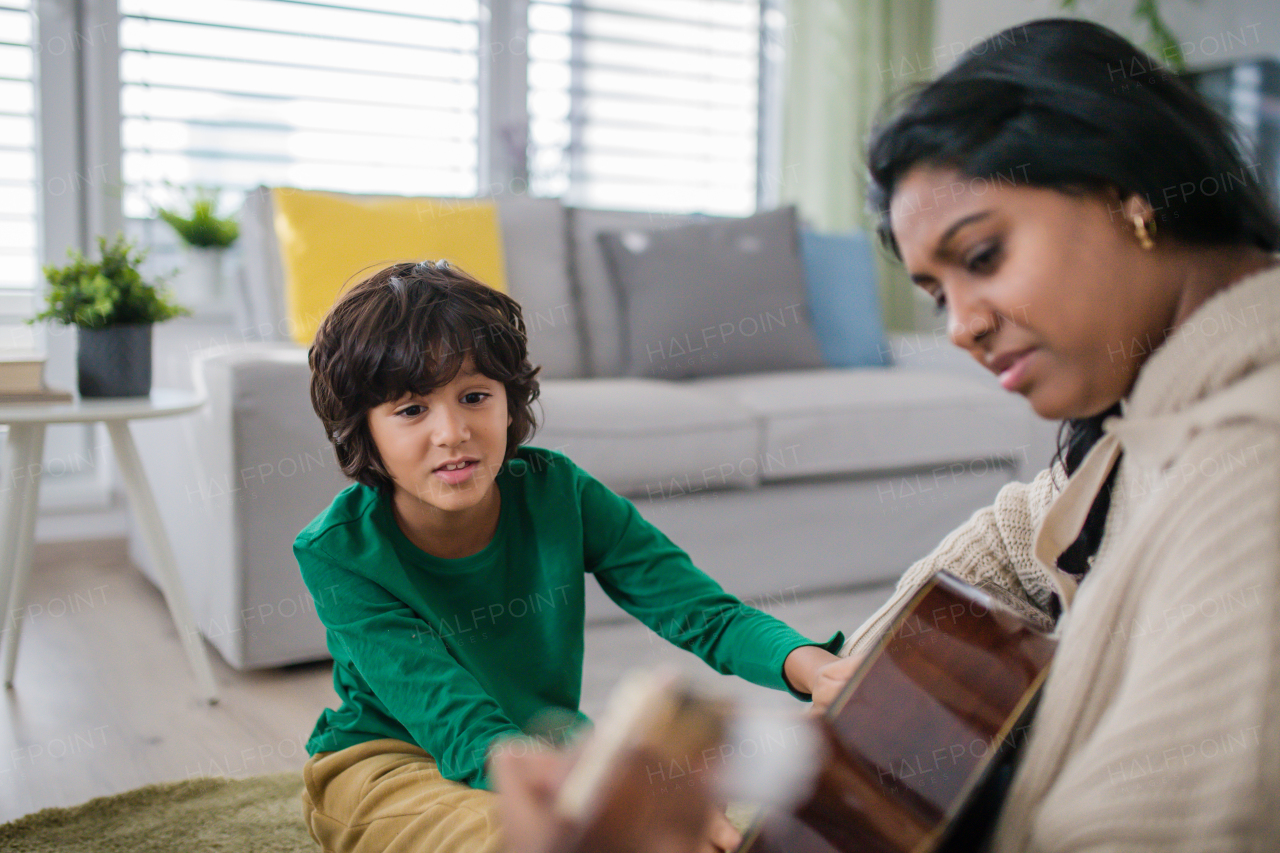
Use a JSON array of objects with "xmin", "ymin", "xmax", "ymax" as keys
[
  {"xmin": 462, "ymin": 392, "xmax": 490, "ymax": 405},
  {"xmin": 397, "ymin": 404, "xmax": 426, "ymax": 418}
]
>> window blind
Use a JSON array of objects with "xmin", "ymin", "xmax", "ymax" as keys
[
  {"xmin": 118, "ymin": 0, "xmax": 484, "ymax": 218},
  {"xmin": 527, "ymin": 0, "xmax": 765, "ymax": 215},
  {"xmin": 0, "ymin": 0, "xmax": 38, "ymax": 303}
]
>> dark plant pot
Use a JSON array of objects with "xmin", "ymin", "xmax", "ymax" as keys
[{"xmin": 77, "ymin": 323, "xmax": 153, "ymax": 398}]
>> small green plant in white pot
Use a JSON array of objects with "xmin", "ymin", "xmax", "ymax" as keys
[
  {"xmin": 159, "ymin": 188, "xmax": 239, "ymax": 308},
  {"xmin": 32, "ymin": 234, "xmax": 188, "ymax": 397}
]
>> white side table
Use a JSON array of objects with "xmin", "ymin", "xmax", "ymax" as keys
[{"xmin": 0, "ymin": 389, "xmax": 218, "ymax": 703}]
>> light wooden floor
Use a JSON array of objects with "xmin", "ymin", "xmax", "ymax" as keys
[{"xmin": 0, "ymin": 538, "xmax": 889, "ymax": 822}]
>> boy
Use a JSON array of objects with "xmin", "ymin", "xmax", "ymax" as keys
[{"xmin": 296, "ymin": 260, "xmax": 842, "ymax": 853}]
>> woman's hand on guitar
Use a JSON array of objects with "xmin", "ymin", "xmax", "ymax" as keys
[{"xmin": 809, "ymin": 653, "xmax": 864, "ymax": 717}]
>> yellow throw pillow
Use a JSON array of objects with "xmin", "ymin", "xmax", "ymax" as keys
[{"xmin": 271, "ymin": 188, "xmax": 508, "ymax": 345}]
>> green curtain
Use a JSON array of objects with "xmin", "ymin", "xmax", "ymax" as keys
[{"xmin": 779, "ymin": 0, "xmax": 934, "ymax": 331}]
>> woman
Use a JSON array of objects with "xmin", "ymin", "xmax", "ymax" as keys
[{"xmin": 498, "ymin": 18, "xmax": 1280, "ymax": 852}]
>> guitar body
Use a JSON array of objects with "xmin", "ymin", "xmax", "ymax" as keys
[{"xmin": 740, "ymin": 571, "xmax": 1056, "ymax": 853}]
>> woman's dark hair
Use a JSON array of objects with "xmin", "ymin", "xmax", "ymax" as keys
[
  {"xmin": 866, "ymin": 18, "xmax": 1280, "ymax": 575},
  {"xmin": 308, "ymin": 260, "xmax": 541, "ymax": 496}
]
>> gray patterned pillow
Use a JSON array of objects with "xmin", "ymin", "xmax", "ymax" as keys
[{"xmin": 598, "ymin": 206, "xmax": 824, "ymax": 379}]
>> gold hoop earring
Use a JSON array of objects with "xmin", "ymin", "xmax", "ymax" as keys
[{"xmin": 1132, "ymin": 213, "xmax": 1155, "ymax": 251}]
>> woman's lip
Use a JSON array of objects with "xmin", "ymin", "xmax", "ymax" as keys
[
  {"xmin": 433, "ymin": 460, "xmax": 479, "ymax": 485},
  {"xmin": 998, "ymin": 348, "xmax": 1038, "ymax": 391}
]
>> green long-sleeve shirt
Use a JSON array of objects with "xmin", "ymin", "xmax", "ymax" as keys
[{"xmin": 295, "ymin": 446, "xmax": 842, "ymax": 790}]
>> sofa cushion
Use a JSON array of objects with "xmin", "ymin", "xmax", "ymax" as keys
[
  {"xmin": 800, "ymin": 229, "xmax": 890, "ymax": 368},
  {"xmin": 496, "ymin": 197, "xmax": 586, "ymax": 378},
  {"xmin": 533, "ymin": 378, "xmax": 761, "ymax": 499},
  {"xmin": 598, "ymin": 206, "xmax": 825, "ymax": 379},
  {"xmin": 569, "ymin": 207, "xmax": 711, "ymax": 378},
  {"xmin": 693, "ymin": 368, "xmax": 1032, "ymax": 481},
  {"xmin": 271, "ymin": 189, "xmax": 508, "ymax": 345}
]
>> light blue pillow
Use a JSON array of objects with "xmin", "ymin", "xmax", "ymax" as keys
[{"xmin": 799, "ymin": 229, "xmax": 891, "ymax": 367}]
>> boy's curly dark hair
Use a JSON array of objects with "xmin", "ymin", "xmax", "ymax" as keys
[{"xmin": 308, "ymin": 260, "xmax": 541, "ymax": 495}]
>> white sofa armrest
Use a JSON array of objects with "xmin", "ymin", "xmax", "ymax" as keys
[{"xmin": 175, "ymin": 343, "xmax": 343, "ymax": 668}]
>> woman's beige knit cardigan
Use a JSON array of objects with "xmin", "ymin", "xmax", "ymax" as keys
[{"xmin": 841, "ymin": 265, "xmax": 1280, "ymax": 851}]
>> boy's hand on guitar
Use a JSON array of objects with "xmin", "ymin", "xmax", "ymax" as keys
[
  {"xmin": 782, "ymin": 645, "xmax": 840, "ymax": 697},
  {"xmin": 808, "ymin": 653, "xmax": 864, "ymax": 717}
]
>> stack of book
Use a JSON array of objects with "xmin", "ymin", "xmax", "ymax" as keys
[{"xmin": 0, "ymin": 353, "xmax": 73, "ymax": 404}]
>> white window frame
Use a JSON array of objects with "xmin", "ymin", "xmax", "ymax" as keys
[{"xmin": 756, "ymin": 0, "xmax": 784, "ymax": 209}]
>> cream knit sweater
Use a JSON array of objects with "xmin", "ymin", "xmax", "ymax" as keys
[{"xmin": 841, "ymin": 264, "xmax": 1280, "ymax": 852}]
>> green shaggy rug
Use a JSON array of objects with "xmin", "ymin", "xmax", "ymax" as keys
[
  {"xmin": 0, "ymin": 772, "xmax": 761, "ymax": 852},
  {"xmin": 0, "ymin": 772, "xmax": 314, "ymax": 853}
]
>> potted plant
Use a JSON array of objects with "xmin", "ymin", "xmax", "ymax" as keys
[
  {"xmin": 159, "ymin": 188, "xmax": 239, "ymax": 306},
  {"xmin": 32, "ymin": 234, "xmax": 188, "ymax": 398}
]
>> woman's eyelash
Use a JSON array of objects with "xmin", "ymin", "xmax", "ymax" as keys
[
  {"xmin": 932, "ymin": 293, "xmax": 948, "ymax": 315},
  {"xmin": 965, "ymin": 243, "xmax": 1000, "ymax": 273}
]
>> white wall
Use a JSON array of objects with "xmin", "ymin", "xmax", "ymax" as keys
[{"xmin": 934, "ymin": 0, "xmax": 1280, "ymax": 72}]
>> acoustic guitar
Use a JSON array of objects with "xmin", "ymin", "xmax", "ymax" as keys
[
  {"xmin": 547, "ymin": 571, "xmax": 1055, "ymax": 853},
  {"xmin": 739, "ymin": 571, "xmax": 1056, "ymax": 853}
]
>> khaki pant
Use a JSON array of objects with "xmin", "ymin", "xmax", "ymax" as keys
[{"xmin": 301, "ymin": 739, "xmax": 503, "ymax": 853}]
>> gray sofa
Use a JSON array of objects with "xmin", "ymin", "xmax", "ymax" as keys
[{"xmin": 127, "ymin": 190, "xmax": 1058, "ymax": 670}]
